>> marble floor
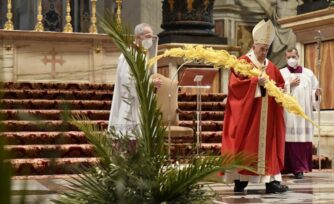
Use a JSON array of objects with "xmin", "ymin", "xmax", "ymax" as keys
[
  {"xmin": 213, "ymin": 170, "xmax": 334, "ymax": 204},
  {"xmin": 10, "ymin": 170, "xmax": 334, "ymax": 204}
]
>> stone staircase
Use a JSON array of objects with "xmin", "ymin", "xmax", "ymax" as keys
[
  {"xmin": 0, "ymin": 82, "xmax": 111, "ymax": 176},
  {"xmin": 0, "ymin": 82, "xmax": 331, "ymax": 176}
]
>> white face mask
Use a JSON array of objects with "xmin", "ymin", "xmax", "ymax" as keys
[
  {"xmin": 141, "ymin": 38, "xmax": 153, "ymax": 50},
  {"xmin": 287, "ymin": 57, "xmax": 298, "ymax": 68}
]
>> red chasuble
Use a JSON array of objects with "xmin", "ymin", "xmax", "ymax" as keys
[{"xmin": 222, "ymin": 55, "xmax": 286, "ymax": 176}]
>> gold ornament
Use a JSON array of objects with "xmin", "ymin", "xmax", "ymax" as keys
[
  {"xmin": 4, "ymin": 0, "xmax": 14, "ymax": 31},
  {"xmin": 63, "ymin": 0, "xmax": 73, "ymax": 33}
]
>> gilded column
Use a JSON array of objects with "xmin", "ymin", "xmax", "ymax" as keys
[
  {"xmin": 4, "ymin": 0, "xmax": 14, "ymax": 30},
  {"xmin": 35, "ymin": 0, "xmax": 44, "ymax": 32},
  {"xmin": 116, "ymin": 0, "xmax": 122, "ymax": 25},
  {"xmin": 63, "ymin": 0, "xmax": 73, "ymax": 33},
  {"xmin": 89, "ymin": 0, "xmax": 98, "ymax": 33}
]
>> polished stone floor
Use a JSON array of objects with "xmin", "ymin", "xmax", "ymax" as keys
[
  {"xmin": 10, "ymin": 170, "xmax": 334, "ymax": 204},
  {"xmin": 213, "ymin": 170, "xmax": 334, "ymax": 204}
]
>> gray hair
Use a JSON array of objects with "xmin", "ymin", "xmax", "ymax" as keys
[{"xmin": 134, "ymin": 23, "xmax": 152, "ymax": 36}]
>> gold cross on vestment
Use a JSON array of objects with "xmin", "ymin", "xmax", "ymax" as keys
[{"xmin": 42, "ymin": 48, "xmax": 66, "ymax": 79}]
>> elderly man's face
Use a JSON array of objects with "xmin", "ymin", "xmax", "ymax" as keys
[
  {"xmin": 136, "ymin": 26, "xmax": 153, "ymax": 44},
  {"xmin": 252, "ymin": 43, "xmax": 270, "ymax": 63}
]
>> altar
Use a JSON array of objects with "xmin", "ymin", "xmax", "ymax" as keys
[{"xmin": 0, "ymin": 30, "xmax": 119, "ymax": 83}]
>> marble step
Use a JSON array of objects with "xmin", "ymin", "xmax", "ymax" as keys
[
  {"xmin": 178, "ymin": 93, "xmax": 227, "ymax": 102},
  {"xmin": 312, "ymin": 155, "xmax": 332, "ymax": 169},
  {"xmin": 168, "ymin": 143, "xmax": 222, "ymax": 158},
  {"xmin": 0, "ymin": 109, "xmax": 225, "ymax": 121},
  {"xmin": 2, "ymin": 131, "xmax": 87, "ymax": 145},
  {"xmin": 1, "ymin": 100, "xmax": 225, "ymax": 111},
  {"xmin": 166, "ymin": 131, "xmax": 222, "ymax": 143},
  {"xmin": 178, "ymin": 101, "xmax": 226, "ymax": 111},
  {"xmin": 1, "ymin": 82, "xmax": 114, "ymax": 91},
  {"xmin": 5, "ymin": 144, "xmax": 95, "ymax": 158},
  {"xmin": 8, "ymin": 157, "xmax": 100, "ymax": 175},
  {"xmin": 0, "ymin": 109, "xmax": 110, "ymax": 120},
  {"xmin": 2, "ymin": 120, "xmax": 222, "ymax": 133},
  {"xmin": 1, "ymin": 120, "xmax": 107, "ymax": 132},
  {"xmin": 179, "ymin": 120, "xmax": 223, "ymax": 131},
  {"xmin": 179, "ymin": 110, "xmax": 224, "ymax": 120},
  {"xmin": 2, "ymin": 130, "xmax": 222, "ymax": 146},
  {"xmin": 0, "ymin": 99, "xmax": 112, "ymax": 110},
  {"xmin": 0, "ymin": 89, "xmax": 113, "ymax": 100}
]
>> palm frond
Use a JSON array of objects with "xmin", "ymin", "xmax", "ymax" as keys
[
  {"xmin": 156, "ymin": 153, "xmax": 255, "ymax": 202},
  {"xmin": 70, "ymin": 115, "xmax": 113, "ymax": 166}
]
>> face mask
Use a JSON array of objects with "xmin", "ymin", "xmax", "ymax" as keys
[
  {"xmin": 287, "ymin": 57, "xmax": 298, "ymax": 68},
  {"xmin": 141, "ymin": 38, "xmax": 153, "ymax": 50}
]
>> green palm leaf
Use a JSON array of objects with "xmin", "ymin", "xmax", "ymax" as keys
[
  {"xmin": 156, "ymin": 154, "xmax": 255, "ymax": 202},
  {"xmin": 70, "ymin": 115, "xmax": 113, "ymax": 166}
]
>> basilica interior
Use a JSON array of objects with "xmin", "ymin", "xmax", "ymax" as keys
[{"xmin": 1, "ymin": 0, "xmax": 334, "ymax": 203}]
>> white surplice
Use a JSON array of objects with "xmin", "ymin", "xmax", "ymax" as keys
[
  {"xmin": 108, "ymin": 38, "xmax": 158, "ymax": 134},
  {"xmin": 108, "ymin": 54, "xmax": 140, "ymax": 134},
  {"xmin": 280, "ymin": 67, "xmax": 319, "ymax": 142}
]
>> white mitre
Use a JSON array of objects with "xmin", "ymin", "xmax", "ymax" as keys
[{"xmin": 252, "ymin": 19, "xmax": 275, "ymax": 45}]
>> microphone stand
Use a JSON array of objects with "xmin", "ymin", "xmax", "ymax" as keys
[{"xmin": 315, "ymin": 30, "xmax": 322, "ymax": 170}]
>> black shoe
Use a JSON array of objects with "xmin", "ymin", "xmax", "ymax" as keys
[
  {"xmin": 234, "ymin": 180, "xmax": 248, "ymax": 192},
  {"xmin": 294, "ymin": 172, "xmax": 304, "ymax": 179},
  {"xmin": 265, "ymin": 181, "xmax": 289, "ymax": 194}
]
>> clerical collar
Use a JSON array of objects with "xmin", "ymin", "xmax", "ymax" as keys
[
  {"xmin": 287, "ymin": 65, "xmax": 302, "ymax": 73},
  {"xmin": 247, "ymin": 49, "xmax": 268, "ymax": 69}
]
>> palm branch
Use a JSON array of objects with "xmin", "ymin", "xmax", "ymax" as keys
[{"xmin": 156, "ymin": 154, "xmax": 255, "ymax": 202}]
